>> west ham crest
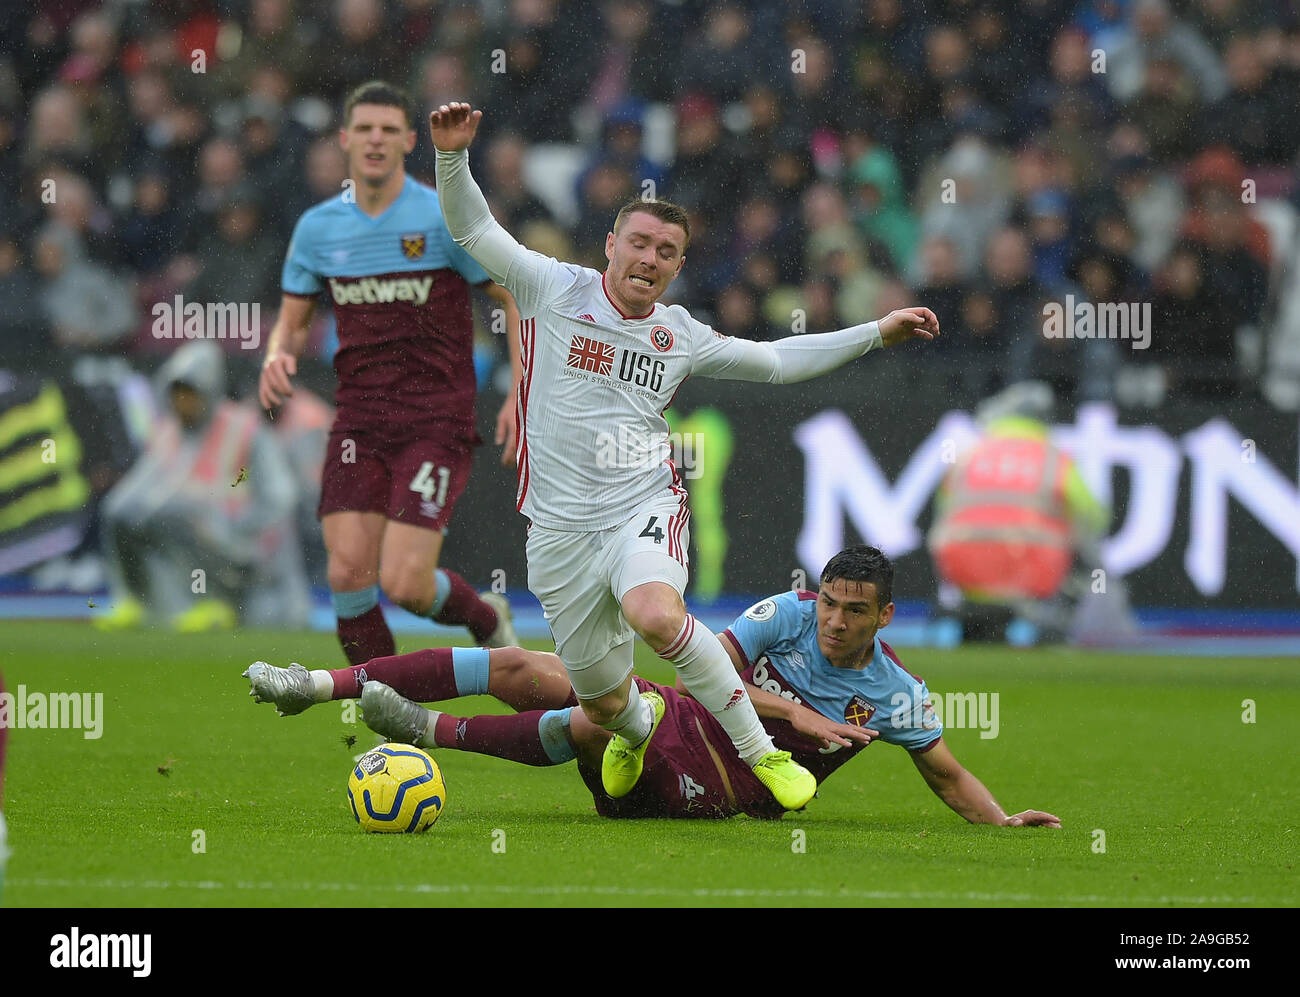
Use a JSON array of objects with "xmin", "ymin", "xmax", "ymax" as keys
[
  {"xmin": 844, "ymin": 695, "xmax": 875, "ymax": 727},
  {"xmin": 401, "ymin": 233, "xmax": 426, "ymax": 259}
]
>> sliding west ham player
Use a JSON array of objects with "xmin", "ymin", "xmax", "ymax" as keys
[
  {"xmin": 258, "ymin": 82, "xmax": 519, "ymax": 665},
  {"xmin": 244, "ymin": 547, "xmax": 1059, "ymax": 826}
]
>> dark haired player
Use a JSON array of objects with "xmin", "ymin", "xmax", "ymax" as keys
[
  {"xmin": 259, "ymin": 83, "xmax": 520, "ymax": 665},
  {"xmin": 246, "ymin": 546, "xmax": 1058, "ymax": 826},
  {"xmin": 427, "ymin": 100, "xmax": 941, "ymax": 811}
]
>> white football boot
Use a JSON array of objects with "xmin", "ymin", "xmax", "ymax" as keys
[
  {"xmin": 360, "ymin": 681, "xmax": 434, "ymax": 747},
  {"xmin": 243, "ymin": 662, "xmax": 316, "ymax": 716},
  {"xmin": 480, "ymin": 592, "xmax": 518, "ymax": 648}
]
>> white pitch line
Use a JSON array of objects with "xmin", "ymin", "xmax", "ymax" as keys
[{"xmin": 5, "ymin": 877, "xmax": 1268, "ymax": 905}]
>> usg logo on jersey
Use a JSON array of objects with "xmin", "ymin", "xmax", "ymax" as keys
[
  {"xmin": 400, "ymin": 233, "xmax": 426, "ymax": 259},
  {"xmin": 845, "ymin": 695, "xmax": 875, "ymax": 727},
  {"xmin": 328, "ymin": 275, "xmax": 434, "ymax": 306},
  {"xmin": 650, "ymin": 325, "xmax": 674, "ymax": 351},
  {"xmin": 744, "ymin": 599, "xmax": 777, "ymax": 621}
]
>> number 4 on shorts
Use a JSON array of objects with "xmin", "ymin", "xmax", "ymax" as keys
[
  {"xmin": 639, "ymin": 516, "xmax": 665, "ymax": 544},
  {"xmin": 410, "ymin": 462, "xmax": 450, "ymax": 505}
]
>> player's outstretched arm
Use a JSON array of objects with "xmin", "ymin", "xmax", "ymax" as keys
[
  {"xmin": 910, "ymin": 738, "xmax": 1061, "ymax": 827},
  {"xmin": 259, "ymin": 294, "xmax": 316, "ymax": 409},
  {"xmin": 430, "ymin": 102, "xmax": 524, "ymax": 286},
  {"xmin": 694, "ymin": 307, "xmax": 940, "ymax": 385}
]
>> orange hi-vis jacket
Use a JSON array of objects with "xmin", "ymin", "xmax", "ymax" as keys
[{"xmin": 928, "ymin": 419, "xmax": 1096, "ymax": 601}]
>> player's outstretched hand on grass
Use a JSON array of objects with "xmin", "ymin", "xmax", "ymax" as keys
[
  {"xmin": 879, "ymin": 307, "xmax": 940, "ymax": 347},
  {"xmin": 259, "ymin": 352, "xmax": 296, "ymax": 409},
  {"xmin": 790, "ymin": 705, "xmax": 878, "ymax": 751},
  {"xmin": 429, "ymin": 102, "xmax": 482, "ymax": 152},
  {"xmin": 1003, "ymin": 809, "xmax": 1062, "ymax": 828}
]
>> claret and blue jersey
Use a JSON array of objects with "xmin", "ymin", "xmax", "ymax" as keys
[
  {"xmin": 280, "ymin": 175, "xmax": 491, "ymax": 436},
  {"xmin": 723, "ymin": 589, "xmax": 944, "ymax": 782}
]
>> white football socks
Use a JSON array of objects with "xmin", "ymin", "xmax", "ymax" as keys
[
  {"xmin": 309, "ymin": 670, "xmax": 333, "ymax": 703},
  {"xmin": 659, "ymin": 616, "xmax": 773, "ymax": 765},
  {"xmin": 602, "ymin": 686, "xmax": 655, "ymax": 746}
]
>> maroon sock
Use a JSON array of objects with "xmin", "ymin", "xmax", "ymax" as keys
[
  {"xmin": 433, "ymin": 569, "xmax": 498, "ymax": 644},
  {"xmin": 327, "ymin": 648, "xmax": 459, "ymax": 702},
  {"xmin": 432, "ymin": 711, "xmax": 559, "ymax": 766},
  {"xmin": 337, "ymin": 605, "xmax": 396, "ymax": 666}
]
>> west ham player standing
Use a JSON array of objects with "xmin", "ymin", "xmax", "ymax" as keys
[
  {"xmin": 428, "ymin": 102, "xmax": 939, "ymax": 811},
  {"xmin": 258, "ymin": 83, "xmax": 519, "ymax": 665}
]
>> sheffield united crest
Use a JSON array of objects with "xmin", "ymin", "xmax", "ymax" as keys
[{"xmin": 650, "ymin": 325, "xmax": 674, "ymax": 352}]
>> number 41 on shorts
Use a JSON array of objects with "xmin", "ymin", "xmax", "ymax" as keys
[{"xmin": 410, "ymin": 462, "xmax": 450, "ymax": 505}]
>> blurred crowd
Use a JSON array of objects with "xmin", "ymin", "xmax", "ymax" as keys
[{"xmin": 3, "ymin": 0, "xmax": 1300, "ymax": 409}]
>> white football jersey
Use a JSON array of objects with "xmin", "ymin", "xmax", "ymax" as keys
[{"xmin": 505, "ymin": 251, "xmax": 755, "ymax": 531}]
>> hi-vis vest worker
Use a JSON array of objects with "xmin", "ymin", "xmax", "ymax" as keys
[{"xmin": 928, "ymin": 384, "xmax": 1106, "ymax": 602}]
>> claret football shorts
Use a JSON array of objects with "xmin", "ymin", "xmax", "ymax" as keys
[{"xmin": 318, "ymin": 429, "xmax": 475, "ymax": 531}]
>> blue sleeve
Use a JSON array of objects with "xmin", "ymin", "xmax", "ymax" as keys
[
  {"xmin": 724, "ymin": 592, "xmax": 804, "ymax": 667},
  {"xmin": 883, "ymin": 680, "xmax": 944, "ymax": 751},
  {"xmin": 281, "ymin": 214, "xmax": 322, "ymax": 296}
]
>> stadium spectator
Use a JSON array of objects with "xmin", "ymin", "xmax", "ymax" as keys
[
  {"xmin": 187, "ymin": 185, "xmax": 283, "ymax": 312},
  {"xmin": 481, "ymin": 130, "xmax": 555, "ymax": 234},
  {"xmin": 118, "ymin": 167, "xmax": 186, "ymax": 276},
  {"xmin": 1105, "ymin": 0, "xmax": 1228, "ymax": 103},
  {"xmin": 34, "ymin": 222, "xmax": 137, "ymax": 353},
  {"xmin": 213, "ymin": 0, "xmax": 315, "ymax": 97},
  {"xmin": 847, "ymin": 142, "xmax": 919, "ymax": 274},
  {"xmin": 1205, "ymin": 34, "xmax": 1298, "ymax": 168},
  {"xmin": 95, "ymin": 340, "xmax": 309, "ymax": 632},
  {"xmin": 679, "ymin": 2, "xmax": 764, "ymax": 105},
  {"xmin": 916, "ymin": 135, "xmax": 1013, "ymax": 278}
]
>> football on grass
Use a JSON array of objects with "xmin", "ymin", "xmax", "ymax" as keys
[{"xmin": 347, "ymin": 743, "xmax": 446, "ymax": 833}]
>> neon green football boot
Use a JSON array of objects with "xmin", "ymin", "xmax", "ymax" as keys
[
  {"xmin": 752, "ymin": 750, "xmax": 817, "ymax": 810},
  {"xmin": 601, "ymin": 690, "xmax": 666, "ymax": 798},
  {"xmin": 172, "ymin": 599, "xmax": 237, "ymax": 633},
  {"xmin": 92, "ymin": 596, "xmax": 146, "ymax": 632}
]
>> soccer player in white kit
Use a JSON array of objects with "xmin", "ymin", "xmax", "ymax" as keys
[{"xmin": 430, "ymin": 102, "xmax": 939, "ymax": 810}]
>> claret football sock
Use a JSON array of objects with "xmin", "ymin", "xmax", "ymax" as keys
[
  {"xmin": 429, "ymin": 568, "xmax": 499, "ymax": 644},
  {"xmin": 431, "ymin": 710, "xmax": 575, "ymax": 766},
  {"xmin": 658, "ymin": 615, "xmax": 774, "ymax": 765},
  {"xmin": 333, "ymin": 586, "xmax": 396, "ymax": 665},
  {"xmin": 320, "ymin": 646, "xmax": 491, "ymax": 702}
]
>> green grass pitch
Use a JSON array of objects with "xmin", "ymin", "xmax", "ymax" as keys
[{"xmin": 2, "ymin": 620, "xmax": 1295, "ymax": 907}]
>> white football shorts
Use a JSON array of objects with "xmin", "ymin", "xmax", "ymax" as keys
[{"xmin": 525, "ymin": 487, "xmax": 691, "ymax": 699}]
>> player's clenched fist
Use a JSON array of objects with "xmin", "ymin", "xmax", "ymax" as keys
[
  {"xmin": 878, "ymin": 306, "xmax": 941, "ymax": 347},
  {"xmin": 429, "ymin": 102, "xmax": 482, "ymax": 152},
  {"xmin": 259, "ymin": 352, "xmax": 297, "ymax": 409}
]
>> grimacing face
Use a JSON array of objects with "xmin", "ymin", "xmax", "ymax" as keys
[
  {"xmin": 815, "ymin": 577, "xmax": 895, "ymax": 668},
  {"xmin": 340, "ymin": 103, "xmax": 415, "ymax": 187},
  {"xmin": 603, "ymin": 210, "xmax": 686, "ymax": 315}
]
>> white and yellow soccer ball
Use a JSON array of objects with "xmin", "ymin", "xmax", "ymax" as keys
[{"xmin": 347, "ymin": 743, "xmax": 446, "ymax": 833}]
